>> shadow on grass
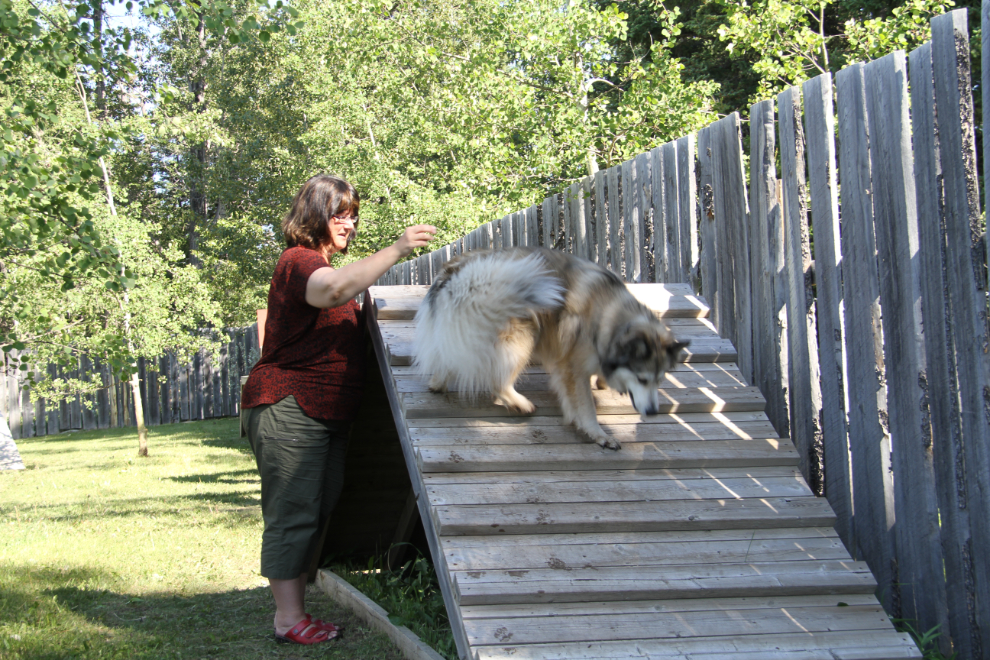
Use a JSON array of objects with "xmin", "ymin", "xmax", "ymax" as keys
[
  {"xmin": 167, "ymin": 468, "xmax": 258, "ymax": 485},
  {"xmin": 0, "ymin": 564, "xmax": 405, "ymax": 660}
]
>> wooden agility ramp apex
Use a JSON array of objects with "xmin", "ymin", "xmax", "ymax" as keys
[{"xmin": 365, "ymin": 283, "xmax": 921, "ymax": 660}]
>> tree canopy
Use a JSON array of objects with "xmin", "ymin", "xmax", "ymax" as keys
[{"xmin": 0, "ymin": 0, "xmax": 962, "ymax": 414}]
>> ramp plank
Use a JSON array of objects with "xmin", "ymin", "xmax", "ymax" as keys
[
  {"xmin": 426, "ymin": 475, "xmax": 812, "ymax": 505},
  {"xmin": 410, "ymin": 420, "xmax": 779, "ymax": 445},
  {"xmin": 401, "ymin": 387, "xmax": 766, "ymax": 418},
  {"xmin": 444, "ymin": 534, "xmax": 850, "ymax": 571},
  {"xmin": 432, "ymin": 496, "xmax": 836, "ymax": 536},
  {"xmin": 452, "ymin": 560, "xmax": 875, "ymax": 605},
  {"xmin": 417, "ymin": 439, "xmax": 799, "ymax": 473}
]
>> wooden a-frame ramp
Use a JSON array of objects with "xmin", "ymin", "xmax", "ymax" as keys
[{"xmin": 364, "ymin": 283, "xmax": 921, "ymax": 660}]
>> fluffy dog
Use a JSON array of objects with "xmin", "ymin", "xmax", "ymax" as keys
[{"xmin": 413, "ymin": 247, "xmax": 689, "ymax": 450}]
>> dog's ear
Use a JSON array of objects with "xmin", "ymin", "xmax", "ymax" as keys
[
  {"xmin": 631, "ymin": 336, "xmax": 652, "ymax": 360},
  {"xmin": 667, "ymin": 340, "xmax": 690, "ymax": 363}
]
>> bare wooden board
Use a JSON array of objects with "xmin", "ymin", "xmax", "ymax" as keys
[
  {"xmin": 417, "ymin": 439, "xmax": 798, "ymax": 473},
  {"xmin": 444, "ymin": 534, "xmax": 849, "ymax": 571},
  {"xmin": 432, "ymin": 496, "xmax": 835, "ymax": 536},
  {"xmin": 401, "ymin": 387, "xmax": 766, "ymax": 419},
  {"xmin": 465, "ymin": 602, "xmax": 890, "ymax": 644},
  {"xmin": 423, "ymin": 467, "xmax": 806, "ymax": 488},
  {"xmin": 425, "ymin": 474, "xmax": 812, "ymax": 506},
  {"xmin": 473, "ymin": 631, "xmax": 920, "ymax": 660},
  {"xmin": 452, "ymin": 559, "xmax": 873, "ymax": 605},
  {"xmin": 459, "ymin": 591, "xmax": 870, "ymax": 619},
  {"xmin": 409, "ymin": 420, "xmax": 779, "ymax": 445}
]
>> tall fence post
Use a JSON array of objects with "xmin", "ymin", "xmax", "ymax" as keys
[
  {"xmin": 835, "ymin": 60, "xmax": 897, "ymax": 606},
  {"xmin": 802, "ymin": 73, "xmax": 852, "ymax": 549},
  {"xmin": 933, "ymin": 9, "xmax": 990, "ymax": 654},
  {"xmin": 778, "ymin": 85, "xmax": 823, "ymax": 493},
  {"xmin": 865, "ymin": 50, "xmax": 947, "ymax": 634}
]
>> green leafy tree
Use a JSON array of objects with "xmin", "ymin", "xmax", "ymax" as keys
[{"xmin": 0, "ymin": 0, "xmax": 294, "ymax": 452}]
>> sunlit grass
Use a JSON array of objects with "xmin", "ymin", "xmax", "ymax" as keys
[{"xmin": 0, "ymin": 418, "xmax": 404, "ymax": 659}]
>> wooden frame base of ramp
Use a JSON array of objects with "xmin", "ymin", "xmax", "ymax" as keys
[{"xmin": 366, "ymin": 284, "xmax": 921, "ymax": 660}]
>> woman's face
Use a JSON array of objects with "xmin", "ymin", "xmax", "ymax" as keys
[{"xmin": 327, "ymin": 212, "xmax": 357, "ymax": 254}]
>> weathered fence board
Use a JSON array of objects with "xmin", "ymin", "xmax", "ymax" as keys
[
  {"xmin": 911, "ymin": 39, "xmax": 979, "ymax": 659},
  {"xmin": 622, "ymin": 158, "xmax": 643, "ymax": 282},
  {"xmin": 748, "ymin": 98, "xmax": 789, "ymax": 446},
  {"xmin": 835, "ymin": 60, "xmax": 897, "ymax": 602},
  {"xmin": 649, "ymin": 146, "xmax": 666, "ymax": 282},
  {"xmin": 607, "ymin": 164, "xmax": 622, "ymax": 276},
  {"xmin": 865, "ymin": 50, "xmax": 947, "ymax": 632},
  {"xmin": 802, "ymin": 73, "xmax": 851, "ymax": 548},
  {"xmin": 778, "ymin": 86, "xmax": 822, "ymax": 493},
  {"xmin": 711, "ymin": 114, "xmax": 751, "ymax": 383},
  {"xmin": 697, "ymin": 126, "xmax": 718, "ymax": 330},
  {"xmin": 676, "ymin": 134, "xmax": 698, "ymax": 290},
  {"xmin": 932, "ymin": 9, "xmax": 990, "ymax": 653}
]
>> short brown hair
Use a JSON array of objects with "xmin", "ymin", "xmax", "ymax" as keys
[{"xmin": 281, "ymin": 175, "xmax": 360, "ymax": 255}]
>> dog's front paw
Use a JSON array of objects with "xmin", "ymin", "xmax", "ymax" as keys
[
  {"xmin": 507, "ymin": 398, "xmax": 537, "ymax": 415},
  {"xmin": 596, "ymin": 435, "xmax": 621, "ymax": 451},
  {"xmin": 583, "ymin": 427, "xmax": 621, "ymax": 450},
  {"xmin": 495, "ymin": 392, "xmax": 537, "ymax": 414}
]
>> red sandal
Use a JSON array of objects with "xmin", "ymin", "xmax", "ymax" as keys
[
  {"xmin": 306, "ymin": 613, "xmax": 343, "ymax": 639},
  {"xmin": 274, "ymin": 616, "xmax": 336, "ymax": 645}
]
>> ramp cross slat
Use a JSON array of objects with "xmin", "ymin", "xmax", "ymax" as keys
[{"xmin": 367, "ymin": 284, "xmax": 921, "ymax": 660}]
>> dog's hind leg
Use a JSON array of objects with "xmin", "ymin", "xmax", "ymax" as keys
[
  {"xmin": 548, "ymin": 363, "xmax": 620, "ymax": 450},
  {"xmin": 492, "ymin": 320, "xmax": 537, "ymax": 414},
  {"xmin": 427, "ymin": 372, "xmax": 449, "ymax": 393}
]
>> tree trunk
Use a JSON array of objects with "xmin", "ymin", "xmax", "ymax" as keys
[
  {"xmin": 93, "ymin": 0, "xmax": 106, "ymax": 120},
  {"xmin": 186, "ymin": 13, "xmax": 210, "ymax": 268},
  {"xmin": 130, "ymin": 372, "xmax": 148, "ymax": 456},
  {"xmin": 108, "ymin": 371, "xmax": 119, "ymax": 428}
]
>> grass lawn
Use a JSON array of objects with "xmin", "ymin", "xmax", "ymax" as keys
[{"xmin": 0, "ymin": 418, "xmax": 406, "ymax": 660}]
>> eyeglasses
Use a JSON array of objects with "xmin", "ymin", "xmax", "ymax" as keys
[{"xmin": 332, "ymin": 214, "xmax": 358, "ymax": 227}]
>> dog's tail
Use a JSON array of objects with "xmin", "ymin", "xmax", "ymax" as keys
[{"xmin": 413, "ymin": 251, "xmax": 564, "ymax": 396}]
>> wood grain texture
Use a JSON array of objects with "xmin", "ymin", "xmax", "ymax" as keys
[
  {"xmin": 778, "ymin": 85, "xmax": 823, "ymax": 491},
  {"xmin": 748, "ymin": 98, "xmax": 790, "ymax": 443},
  {"xmin": 677, "ymin": 134, "xmax": 699, "ymax": 292},
  {"xmin": 622, "ymin": 158, "xmax": 642, "ymax": 281},
  {"xmin": 712, "ymin": 113, "xmax": 752, "ymax": 384},
  {"xmin": 863, "ymin": 51, "xmax": 946, "ymax": 633},
  {"xmin": 697, "ymin": 126, "xmax": 719, "ymax": 333},
  {"xmin": 663, "ymin": 141, "xmax": 681, "ymax": 282},
  {"xmin": 607, "ymin": 164, "xmax": 622, "ymax": 276},
  {"xmin": 802, "ymin": 73, "xmax": 851, "ymax": 549},
  {"xmin": 932, "ymin": 10, "xmax": 990, "ymax": 653},
  {"xmin": 910, "ymin": 39, "xmax": 976, "ymax": 659},
  {"xmin": 834, "ymin": 61, "xmax": 896, "ymax": 598}
]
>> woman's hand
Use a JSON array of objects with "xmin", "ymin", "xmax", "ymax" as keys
[{"xmin": 394, "ymin": 224, "xmax": 438, "ymax": 257}]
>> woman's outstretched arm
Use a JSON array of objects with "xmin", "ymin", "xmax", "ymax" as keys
[{"xmin": 304, "ymin": 224, "xmax": 437, "ymax": 308}]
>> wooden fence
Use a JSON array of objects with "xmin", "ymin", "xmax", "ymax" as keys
[
  {"xmin": 0, "ymin": 324, "xmax": 260, "ymax": 440},
  {"xmin": 376, "ymin": 8, "xmax": 990, "ymax": 657}
]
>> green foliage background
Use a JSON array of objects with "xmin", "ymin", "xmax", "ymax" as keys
[{"xmin": 0, "ymin": 0, "xmax": 971, "ymax": 403}]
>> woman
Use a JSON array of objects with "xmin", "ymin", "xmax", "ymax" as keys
[{"xmin": 242, "ymin": 174, "xmax": 436, "ymax": 645}]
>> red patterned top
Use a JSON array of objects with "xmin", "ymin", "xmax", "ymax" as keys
[{"xmin": 242, "ymin": 247, "xmax": 366, "ymax": 421}]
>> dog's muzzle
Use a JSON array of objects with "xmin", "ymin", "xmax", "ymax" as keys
[{"xmin": 630, "ymin": 392, "xmax": 659, "ymax": 416}]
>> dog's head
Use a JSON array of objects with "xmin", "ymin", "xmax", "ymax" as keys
[{"xmin": 601, "ymin": 319, "xmax": 689, "ymax": 417}]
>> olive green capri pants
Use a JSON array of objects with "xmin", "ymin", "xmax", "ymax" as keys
[{"xmin": 246, "ymin": 395, "xmax": 350, "ymax": 580}]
